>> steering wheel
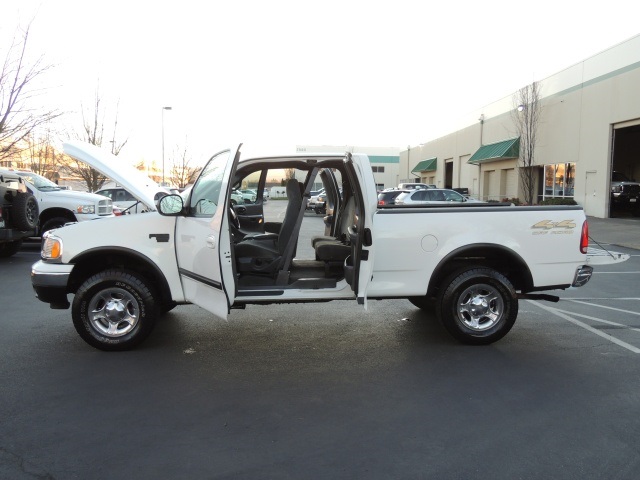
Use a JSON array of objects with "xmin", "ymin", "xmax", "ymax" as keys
[{"xmin": 229, "ymin": 205, "xmax": 241, "ymax": 230}]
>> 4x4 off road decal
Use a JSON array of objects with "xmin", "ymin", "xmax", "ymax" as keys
[{"xmin": 531, "ymin": 220, "xmax": 577, "ymax": 235}]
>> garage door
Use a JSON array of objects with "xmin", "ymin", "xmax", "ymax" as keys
[
  {"xmin": 504, "ymin": 168, "xmax": 517, "ymax": 199},
  {"xmin": 483, "ymin": 170, "xmax": 496, "ymax": 201}
]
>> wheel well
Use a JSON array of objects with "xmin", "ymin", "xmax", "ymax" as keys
[
  {"xmin": 40, "ymin": 208, "xmax": 76, "ymax": 225},
  {"xmin": 67, "ymin": 249, "xmax": 173, "ymax": 307},
  {"xmin": 427, "ymin": 244, "xmax": 534, "ymax": 298}
]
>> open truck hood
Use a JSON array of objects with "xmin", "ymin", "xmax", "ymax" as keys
[{"xmin": 63, "ymin": 141, "xmax": 167, "ymax": 210}]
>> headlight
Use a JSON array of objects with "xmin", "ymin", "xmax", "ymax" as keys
[
  {"xmin": 611, "ymin": 185, "xmax": 622, "ymax": 193},
  {"xmin": 41, "ymin": 232, "xmax": 63, "ymax": 261},
  {"xmin": 76, "ymin": 205, "xmax": 95, "ymax": 214}
]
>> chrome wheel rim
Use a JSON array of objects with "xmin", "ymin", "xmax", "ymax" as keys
[
  {"xmin": 456, "ymin": 283, "xmax": 504, "ymax": 331},
  {"xmin": 88, "ymin": 287, "xmax": 139, "ymax": 337}
]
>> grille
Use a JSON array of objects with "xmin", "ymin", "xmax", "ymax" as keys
[
  {"xmin": 98, "ymin": 199, "xmax": 113, "ymax": 215},
  {"xmin": 623, "ymin": 184, "xmax": 640, "ymax": 197}
]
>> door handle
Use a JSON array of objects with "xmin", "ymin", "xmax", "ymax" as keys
[{"xmin": 206, "ymin": 235, "xmax": 217, "ymax": 249}]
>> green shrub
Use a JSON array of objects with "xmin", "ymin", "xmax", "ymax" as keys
[{"xmin": 539, "ymin": 198, "xmax": 577, "ymax": 206}]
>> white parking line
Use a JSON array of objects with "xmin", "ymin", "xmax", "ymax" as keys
[
  {"xmin": 550, "ymin": 307, "xmax": 640, "ymax": 333},
  {"xmin": 563, "ymin": 298, "xmax": 640, "ymax": 300},
  {"xmin": 529, "ymin": 300, "xmax": 640, "ymax": 354},
  {"xmin": 567, "ymin": 299, "xmax": 640, "ymax": 316},
  {"xmin": 591, "ymin": 271, "xmax": 640, "ymax": 274}
]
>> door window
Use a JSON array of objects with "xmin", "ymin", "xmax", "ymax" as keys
[
  {"xmin": 188, "ymin": 150, "xmax": 232, "ymax": 217},
  {"xmin": 412, "ymin": 190, "xmax": 426, "ymax": 201}
]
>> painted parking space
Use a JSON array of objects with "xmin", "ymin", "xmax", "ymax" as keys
[{"xmin": 529, "ymin": 244, "xmax": 640, "ymax": 353}]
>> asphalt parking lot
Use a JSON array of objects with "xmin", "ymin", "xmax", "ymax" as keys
[{"xmin": 1, "ymin": 212, "xmax": 640, "ymax": 479}]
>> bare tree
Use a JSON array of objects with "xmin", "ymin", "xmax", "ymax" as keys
[
  {"xmin": 24, "ymin": 126, "xmax": 60, "ymax": 176},
  {"xmin": 169, "ymin": 142, "xmax": 200, "ymax": 188},
  {"xmin": 61, "ymin": 87, "xmax": 129, "ymax": 192},
  {"xmin": 0, "ymin": 21, "xmax": 61, "ymax": 164},
  {"xmin": 512, "ymin": 81, "xmax": 542, "ymax": 205}
]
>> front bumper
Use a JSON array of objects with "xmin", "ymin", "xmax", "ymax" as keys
[{"xmin": 31, "ymin": 260, "xmax": 74, "ymax": 309}]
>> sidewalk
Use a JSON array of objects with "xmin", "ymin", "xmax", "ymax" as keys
[{"xmin": 587, "ymin": 216, "xmax": 640, "ymax": 250}]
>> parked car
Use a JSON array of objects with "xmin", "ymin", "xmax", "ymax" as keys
[
  {"xmin": 610, "ymin": 171, "xmax": 640, "ymax": 215},
  {"xmin": 238, "ymin": 189, "xmax": 259, "ymax": 203},
  {"xmin": 314, "ymin": 192, "xmax": 327, "ymax": 214},
  {"xmin": 307, "ymin": 188, "xmax": 325, "ymax": 212},
  {"xmin": 395, "ymin": 188, "xmax": 485, "ymax": 205},
  {"xmin": 95, "ymin": 187, "xmax": 170, "ymax": 214},
  {"xmin": 15, "ymin": 170, "xmax": 113, "ymax": 235},
  {"xmin": 397, "ymin": 182, "xmax": 434, "ymax": 190},
  {"xmin": 0, "ymin": 168, "xmax": 38, "ymax": 257},
  {"xmin": 230, "ymin": 188, "xmax": 257, "ymax": 205},
  {"xmin": 377, "ymin": 189, "xmax": 410, "ymax": 206}
]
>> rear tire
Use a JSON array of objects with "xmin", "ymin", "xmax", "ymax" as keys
[
  {"xmin": 436, "ymin": 267, "xmax": 518, "ymax": 345},
  {"xmin": 72, "ymin": 270, "xmax": 159, "ymax": 351}
]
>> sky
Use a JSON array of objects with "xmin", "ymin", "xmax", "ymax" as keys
[{"xmin": 5, "ymin": 0, "xmax": 640, "ymax": 167}]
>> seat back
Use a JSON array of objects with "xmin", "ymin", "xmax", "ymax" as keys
[{"xmin": 277, "ymin": 178, "xmax": 303, "ymax": 255}]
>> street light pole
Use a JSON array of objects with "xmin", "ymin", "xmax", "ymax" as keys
[{"xmin": 161, "ymin": 106, "xmax": 172, "ymax": 185}]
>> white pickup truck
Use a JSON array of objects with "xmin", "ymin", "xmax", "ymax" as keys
[
  {"xmin": 31, "ymin": 141, "xmax": 620, "ymax": 351},
  {"xmin": 16, "ymin": 170, "xmax": 114, "ymax": 236}
]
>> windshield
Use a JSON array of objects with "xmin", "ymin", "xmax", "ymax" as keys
[
  {"xmin": 188, "ymin": 150, "xmax": 231, "ymax": 216},
  {"xmin": 17, "ymin": 172, "xmax": 61, "ymax": 191}
]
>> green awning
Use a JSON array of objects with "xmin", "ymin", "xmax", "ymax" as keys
[
  {"xmin": 411, "ymin": 157, "xmax": 437, "ymax": 173},
  {"xmin": 469, "ymin": 137, "xmax": 520, "ymax": 164}
]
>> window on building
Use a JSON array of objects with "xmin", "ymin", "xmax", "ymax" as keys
[
  {"xmin": 543, "ymin": 163, "xmax": 575, "ymax": 198},
  {"xmin": 376, "ymin": 183, "xmax": 385, "ymax": 191},
  {"xmin": 371, "ymin": 166, "xmax": 385, "ymax": 173}
]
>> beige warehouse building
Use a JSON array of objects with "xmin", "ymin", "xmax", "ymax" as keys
[{"xmin": 402, "ymin": 34, "xmax": 640, "ymax": 218}]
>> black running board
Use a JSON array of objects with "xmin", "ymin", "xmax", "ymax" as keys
[{"xmin": 517, "ymin": 293, "xmax": 560, "ymax": 302}]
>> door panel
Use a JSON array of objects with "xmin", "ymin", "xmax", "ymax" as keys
[
  {"xmin": 344, "ymin": 154, "xmax": 376, "ymax": 308},
  {"xmin": 175, "ymin": 147, "xmax": 240, "ymax": 319},
  {"xmin": 234, "ymin": 203, "xmax": 265, "ymax": 233},
  {"xmin": 233, "ymin": 169, "xmax": 266, "ymax": 234}
]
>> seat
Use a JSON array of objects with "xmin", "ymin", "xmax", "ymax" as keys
[
  {"xmin": 312, "ymin": 195, "xmax": 356, "ymax": 263},
  {"xmin": 234, "ymin": 178, "xmax": 303, "ymax": 273}
]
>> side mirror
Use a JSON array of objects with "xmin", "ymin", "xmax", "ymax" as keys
[{"xmin": 158, "ymin": 194, "xmax": 184, "ymax": 216}]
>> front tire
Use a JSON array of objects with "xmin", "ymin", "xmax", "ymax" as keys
[
  {"xmin": 0, "ymin": 240, "xmax": 23, "ymax": 258},
  {"xmin": 437, "ymin": 267, "xmax": 518, "ymax": 345},
  {"xmin": 72, "ymin": 270, "xmax": 159, "ymax": 351},
  {"xmin": 41, "ymin": 216, "xmax": 73, "ymax": 236}
]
